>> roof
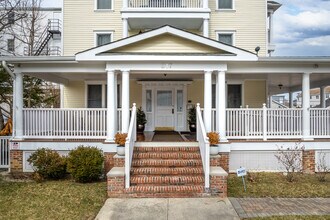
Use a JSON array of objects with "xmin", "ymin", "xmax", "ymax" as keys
[{"xmin": 267, "ymin": 1, "xmax": 282, "ymax": 12}]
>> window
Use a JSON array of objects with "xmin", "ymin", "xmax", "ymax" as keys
[
  {"xmin": 218, "ymin": 0, "xmax": 233, "ymax": 9},
  {"xmin": 218, "ymin": 33, "xmax": 234, "ymax": 45},
  {"xmin": 8, "ymin": 12, "xmax": 15, "ymax": 24},
  {"xmin": 87, "ymin": 85, "xmax": 102, "ymax": 108},
  {"xmin": 7, "ymin": 39, "xmax": 14, "ymax": 52},
  {"xmin": 96, "ymin": 0, "xmax": 112, "ymax": 9},
  {"xmin": 95, "ymin": 32, "xmax": 113, "ymax": 46}
]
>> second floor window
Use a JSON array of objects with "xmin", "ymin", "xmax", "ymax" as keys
[
  {"xmin": 97, "ymin": 0, "xmax": 112, "ymax": 9},
  {"xmin": 7, "ymin": 39, "xmax": 15, "ymax": 52},
  {"xmin": 218, "ymin": 0, "xmax": 233, "ymax": 9},
  {"xmin": 8, "ymin": 12, "xmax": 15, "ymax": 24},
  {"xmin": 218, "ymin": 33, "xmax": 234, "ymax": 45},
  {"xmin": 96, "ymin": 33, "xmax": 112, "ymax": 46}
]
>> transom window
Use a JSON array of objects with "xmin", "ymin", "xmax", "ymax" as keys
[
  {"xmin": 96, "ymin": 0, "xmax": 112, "ymax": 9},
  {"xmin": 218, "ymin": 33, "xmax": 234, "ymax": 45},
  {"xmin": 218, "ymin": 0, "xmax": 233, "ymax": 9},
  {"xmin": 95, "ymin": 32, "xmax": 113, "ymax": 46}
]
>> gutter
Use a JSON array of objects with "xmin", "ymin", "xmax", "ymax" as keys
[{"xmin": 1, "ymin": 61, "xmax": 15, "ymax": 78}]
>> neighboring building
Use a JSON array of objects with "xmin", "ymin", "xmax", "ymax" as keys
[
  {"xmin": 0, "ymin": 7, "xmax": 62, "ymax": 56},
  {"xmin": 295, "ymin": 87, "xmax": 330, "ymax": 108},
  {"xmin": 2, "ymin": 0, "xmax": 330, "ymax": 198}
]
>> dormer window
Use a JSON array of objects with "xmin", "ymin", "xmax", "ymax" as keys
[
  {"xmin": 96, "ymin": 0, "xmax": 112, "ymax": 10},
  {"xmin": 218, "ymin": 0, "xmax": 233, "ymax": 9}
]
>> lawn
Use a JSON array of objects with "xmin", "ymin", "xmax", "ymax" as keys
[
  {"xmin": 0, "ymin": 177, "xmax": 107, "ymax": 220},
  {"xmin": 228, "ymin": 173, "xmax": 330, "ymax": 198}
]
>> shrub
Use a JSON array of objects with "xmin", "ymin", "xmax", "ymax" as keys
[
  {"xmin": 115, "ymin": 133, "xmax": 127, "ymax": 146},
  {"xmin": 27, "ymin": 148, "xmax": 67, "ymax": 180},
  {"xmin": 67, "ymin": 146, "xmax": 104, "ymax": 183},
  {"xmin": 316, "ymin": 151, "xmax": 329, "ymax": 182},
  {"xmin": 137, "ymin": 107, "xmax": 147, "ymax": 125},
  {"xmin": 275, "ymin": 143, "xmax": 304, "ymax": 182},
  {"xmin": 207, "ymin": 132, "xmax": 220, "ymax": 146}
]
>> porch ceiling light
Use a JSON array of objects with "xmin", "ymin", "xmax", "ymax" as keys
[{"xmin": 278, "ymin": 84, "xmax": 283, "ymax": 89}]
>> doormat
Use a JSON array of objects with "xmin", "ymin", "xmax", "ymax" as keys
[{"xmin": 152, "ymin": 131, "xmax": 184, "ymax": 142}]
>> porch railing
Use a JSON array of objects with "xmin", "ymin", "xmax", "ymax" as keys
[
  {"xmin": 125, "ymin": 104, "xmax": 137, "ymax": 188},
  {"xmin": 23, "ymin": 108, "xmax": 122, "ymax": 139},
  {"xmin": 0, "ymin": 136, "xmax": 10, "ymax": 168},
  {"xmin": 196, "ymin": 103, "xmax": 210, "ymax": 189},
  {"xmin": 128, "ymin": 0, "xmax": 202, "ymax": 8},
  {"xmin": 310, "ymin": 108, "xmax": 330, "ymax": 137}
]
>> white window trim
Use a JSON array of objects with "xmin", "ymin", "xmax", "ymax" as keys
[
  {"xmin": 94, "ymin": 31, "xmax": 114, "ymax": 47},
  {"xmin": 94, "ymin": 0, "xmax": 114, "ymax": 11},
  {"xmin": 216, "ymin": 30, "xmax": 236, "ymax": 46},
  {"xmin": 216, "ymin": 0, "xmax": 235, "ymax": 11}
]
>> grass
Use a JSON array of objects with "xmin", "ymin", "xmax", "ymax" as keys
[
  {"xmin": 0, "ymin": 178, "xmax": 107, "ymax": 220},
  {"xmin": 228, "ymin": 173, "xmax": 330, "ymax": 198},
  {"xmin": 248, "ymin": 216, "xmax": 330, "ymax": 220}
]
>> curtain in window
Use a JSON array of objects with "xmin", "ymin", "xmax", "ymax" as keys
[
  {"xmin": 218, "ymin": 34, "xmax": 233, "ymax": 45},
  {"xmin": 97, "ymin": 34, "xmax": 111, "ymax": 46},
  {"xmin": 88, "ymin": 85, "xmax": 102, "ymax": 108},
  {"xmin": 218, "ymin": 0, "xmax": 232, "ymax": 9},
  {"xmin": 97, "ymin": 0, "xmax": 111, "ymax": 9}
]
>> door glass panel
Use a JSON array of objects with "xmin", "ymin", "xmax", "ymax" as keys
[
  {"xmin": 177, "ymin": 90, "xmax": 183, "ymax": 112},
  {"xmin": 227, "ymin": 85, "xmax": 242, "ymax": 108},
  {"xmin": 146, "ymin": 90, "xmax": 152, "ymax": 112},
  {"xmin": 157, "ymin": 91, "xmax": 172, "ymax": 106}
]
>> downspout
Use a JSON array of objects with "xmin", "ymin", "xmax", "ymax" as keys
[{"xmin": 1, "ymin": 61, "xmax": 15, "ymax": 173}]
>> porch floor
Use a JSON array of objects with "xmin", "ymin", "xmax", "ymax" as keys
[{"xmin": 137, "ymin": 131, "xmax": 196, "ymax": 142}]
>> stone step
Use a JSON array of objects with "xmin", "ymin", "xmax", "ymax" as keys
[
  {"xmin": 134, "ymin": 147, "xmax": 200, "ymax": 153},
  {"xmin": 130, "ymin": 175, "xmax": 204, "ymax": 185},
  {"xmin": 133, "ymin": 152, "xmax": 201, "ymax": 159},
  {"xmin": 131, "ymin": 167, "xmax": 204, "ymax": 175},
  {"xmin": 132, "ymin": 159, "xmax": 203, "ymax": 167}
]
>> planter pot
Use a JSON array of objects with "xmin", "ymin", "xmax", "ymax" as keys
[
  {"xmin": 210, "ymin": 145, "xmax": 219, "ymax": 156},
  {"xmin": 117, "ymin": 145, "xmax": 125, "ymax": 156},
  {"xmin": 137, "ymin": 124, "xmax": 145, "ymax": 133},
  {"xmin": 189, "ymin": 124, "xmax": 196, "ymax": 132}
]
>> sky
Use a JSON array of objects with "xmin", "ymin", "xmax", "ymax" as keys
[{"xmin": 42, "ymin": 0, "xmax": 330, "ymax": 57}]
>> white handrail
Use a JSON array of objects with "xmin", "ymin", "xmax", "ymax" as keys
[
  {"xmin": 125, "ymin": 103, "xmax": 137, "ymax": 188},
  {"xmin": 196, "ymin": 103, "xmax": 210, "ymax": 189}
]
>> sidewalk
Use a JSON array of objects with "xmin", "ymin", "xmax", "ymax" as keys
[
  {"xmin": 229, "ymin": 198, "xmax": 330, "ymax": 219},
  {"xmin": 95, "ymin": 198, "xmax": 239, "ymax": 220}
]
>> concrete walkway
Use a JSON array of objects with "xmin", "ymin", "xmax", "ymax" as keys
[
  {"xmin": 229, "ymin": 198, "xmax": 330, "ymax": 219},
  {"xmin": 95, "ymin": 198, "xmax": 240, "ymax": 220}
]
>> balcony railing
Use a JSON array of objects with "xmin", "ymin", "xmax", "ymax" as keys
[
  {"xmin": 24, "ymin": 46, "xmax": 61, "ymax": 56},
  {"xmin": 129, "ymin": 0, "xmax": 202, "ymax": 8}
]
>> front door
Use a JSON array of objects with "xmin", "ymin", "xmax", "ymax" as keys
[{"xmin": 155, "ymin": 90, "xmax": 175, "ymax": 130}]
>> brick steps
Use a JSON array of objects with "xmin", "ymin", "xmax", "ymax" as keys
[
  {"xmin": 134, "ymin": 147, "xmax": 200, "ymax": 152},
  {"xmin": 133, "ymin": 152, "xmax": 201, "ymax": 159},
  {"xmin": 131, "ymin": 167, "xmax": 204, "ymax": 175},
  {"xmin": 132, "ymin": 159, "xmax": 203, "ymax": 167},
  {"xmin": 130, "ymin": 175, "xmax": 204, "ymax": 185},
  {"xmin": 126, "ymin": 185, "xmax": 204, "ymax": 194}
]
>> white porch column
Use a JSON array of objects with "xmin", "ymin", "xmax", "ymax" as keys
[
  {"xmin": 123, "ymin": 18, "xmax": 128, "ymax": 38},
  {"xmin": 289, "ymin": 92, "xmax": 294, "ymax": 108},
  {"xmin": 203, "ymin": 0, "xmax": 208, "ymax": 9},
  {"xmin": 216, "ymin": 70, "xmax": 227, "ymax": 142},
  {"xmin": 302, "ymin": 72, "xmax": 312, "ymax": 140},
  {"xmin": 14, "ymin": 71, "xmax": 23, "ymax": 139},
  {"xmin": 268, "ymin": 95, "xmax": 273, "ymax": 108},
  {"xmin": 121, "ymin": 70, "xmax": 130, "ymax": 133},
  {"xmin": 320, "ymin": 86, "xmax": 326, "ymax": 108},
  {"xmin": 123, "ymin": 0, "xmax": 128, "ymax": 8},
  {"xmin": 203, "ymin": 18, "xmax": 209, "ymax": 38},
  {"xmin": 204, "ymin": 70, "xmax": 212, "ymax": 132},
  {"xmin": 106, "ymin": 70, "xmax": 116, "ymax": 142},
  {"xmin": 269, "ymin": 11, "xmax": 274, "ymax": 44}
]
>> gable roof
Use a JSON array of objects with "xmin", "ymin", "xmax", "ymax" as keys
[{"xmin": 75, "ymin": 25, "xmax": 257, "ymax": 62}]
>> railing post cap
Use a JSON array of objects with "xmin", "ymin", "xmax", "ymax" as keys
[
  {"xmin": 196, "ymin": 103, "xmax": 200, "ymax": 107},
  {"xmin": 263, "ymin": 103, "xmax": 267, "ymax": 108},
  {"xmin": 133, "ymin": 103, "xmax": 136, "ymax": 107}
]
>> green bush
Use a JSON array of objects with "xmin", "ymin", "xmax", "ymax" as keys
[
  {"xmin": 67, "ymin": 146, "xmax": 104, "ymax": 183},
  {"xmin": 27, "ymin": 148, "xmax": 67, "ymax": 180}
]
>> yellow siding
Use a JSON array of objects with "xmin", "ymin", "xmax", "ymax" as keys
[
  {"xmin": 112, "ymin": 34, "xmax": 223, "ymax": 53},
  {"xmin": 63, "ymin": 81, "xmax": 85, "ymax": 108},
  {"xmin": 188, "ymin": 80, "xmax": 204, "ymax": 108},
  {"xmin": 63, "ymin": 0, "xmax": 123, "ymax": 55},
  {"xmin": 130, "ymin": 81, "xmax": 142, "ymax": 107},
  {"xmin": 244, "ymin": 80, "xmax": 267, "ymax": 108},
  {"xmin": 209, "ymin": 0, "xmax": 267, "ymax": 56}
]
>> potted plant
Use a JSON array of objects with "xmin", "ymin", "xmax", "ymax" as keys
[
  {"xmin": 187, "ymin": 106, "xmax": 196, "ymax": 132},
  {"xmin": 207, "ymin": 132, "xmax": 219, "ymax": 155},
  {"xmin": 114, "ymin": 133, "xmax": 127, "ymax": 156},
  {"xmin": 136, "ymin": 107, "xmax": 147, "ymax": 133}
]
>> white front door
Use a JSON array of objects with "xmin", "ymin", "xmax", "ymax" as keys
[{"xmin": 155, "ymin": 90, "xmax": 174, "ymax": 130}]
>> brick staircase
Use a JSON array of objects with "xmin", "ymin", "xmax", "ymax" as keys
[{"xmin": 126, "ymin": 146, "xmax": 206, "ymax": 197}]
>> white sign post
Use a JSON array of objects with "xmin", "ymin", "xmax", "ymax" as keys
[{"xmin": 236, "ymin": 167, "xmax": 247, "ymax": 192}]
